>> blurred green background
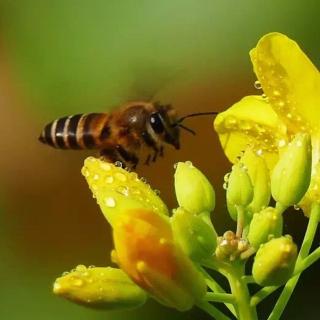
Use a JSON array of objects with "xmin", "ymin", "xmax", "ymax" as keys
[{"xmin": 0, "ymin": 0, "xmax": 319, "ymax": 319}]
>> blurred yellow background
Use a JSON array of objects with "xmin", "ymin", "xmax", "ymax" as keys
[{"xmin": 0, "ymin": 1, "xmax": 319, "ymax": 319}]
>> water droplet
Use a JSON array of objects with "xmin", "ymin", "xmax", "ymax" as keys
[
  {"xmin": 140, "ymin": 177, "xmax": 147, "ymax": 183},
  {"xmin": 91, "ymin": 183, "xmax": 98, "ymax": 191},
  {"xmin": 100, "ymin": 162, "xmax": 112, "ymax": 171},
  {"xmin": 224, "ymin": 115, "xmax": 237, "ymax": 129},
  {"xmin": 261, "ymin": 93, "xmax": 268, "ymax": 100},
  {"xmin": 116, "ymin": 186, "xmax": 129, "ymax": 196},
  {"xmin": 82, "ymin": 168, "xmax": 90, "ymax": 177},
  {"xmin": 93, "ymin": 174, "xmax": 99, "ymax": 181},
  {"xmin": 76, "ymin": 265, "xmax": 87, "ymax": 272},
  {"xmin": 293, "ymin": 204, "xmax": 300, "ymax": 211},
  {"xmin": 87, "ymin": 157, "xmax": 96, "ymax": 163},
  {"xmin": 88, "ymin": 265, "xmax": 95, "ymax": 269},
  {"xmin": 73, "ymin": 278, "xmax": 84, "ymax": 287},
  {"xmin": 273, "ymin": 89, "xmax": 281, "ymax": 97},
  {"xmin": 256, "ymin": 149, "xmax": 263, "ymax": 156},
  {"xmin": 154, "ymin": 189, "xmax": 161, "ymax": 196},
  {"xmin": 277, "ymin": 100, "xmax": 285, "ymax": 108},
  {"xmin": 254, "ymin": 80, "xmax": 262, "ymax": 90},
  {"xmin": 114, "ymin": 161, "xmax": 123, "ymax": 168},
  {"xmin": 62, "ymin": 271, "xmax": 69, "ymax": 276},
  {"xmin": 287, "ymin": 113, "xmax": 292, "ymax": 119},
  {"xmin": 104, "ymin": 197, "xmax": 116, "ymax": 207},
  {"xmin": 185, "ymin": 161, "xmax": 193, "ymax": 167},
  {"xmin": 131, "ymin": 187, "xmax": 141, "ymax": 195},
  {"xmin": 105, "ymin": 175, "xmax": 114, "ymax": 184},
  {"xmin": 223, "ymin": 182, "xmax": 228, "ymax": 190},
  {"xmin": 130, "ymin": 172, "xmax": 138, "ymax": 181},
  {"xmin": 278, "ymin": 139, "xmax": 286, "ymax": 147},
  {"xmin": 173, "ymin": 163, "xmax": 178, "ymax": 169},
  {"xmin": 224, "ymin": 173, "xmax": 231, "ymax": 182},
  {"xmin": 115, "ymin": 172, "xmax": 127, "ymax": 182}
]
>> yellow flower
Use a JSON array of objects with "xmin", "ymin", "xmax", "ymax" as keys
[
  {"xmin": 214, "ymin": 32, "xmax": 320, "ymax": 214},
  {"xmin": 113, "ymin": 208, "xmax": 206, "ymax": 311},
  {"xmin": 74, "ymin": 158, "xmax": 206, "ymax": 311}
]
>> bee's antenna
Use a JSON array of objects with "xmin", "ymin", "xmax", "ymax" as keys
[
  {"xmin": 176, "ymin": 111, "xmax": 219, "ymax": 124},
  {"xmin": 178, "ymin": 124, "xmax": 196, "ymax": 135}
]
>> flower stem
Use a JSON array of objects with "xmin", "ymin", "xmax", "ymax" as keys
[
  {"xmin": 250, "ymin": 286, "xmax": 280, "ymax": 307},
  {"xmin": 200, "ymin": 267, "xmax": 237, "ymax": 316},
  {"xmin": 267, "ymin": 202, "xmax": 320, "ymax": 320},
  {"xmin": 294, "ymin": 246, "xmax": 320, "ymax": 275},
  {"xmin": 204, "ymin": 292, "xmax": 235, "ymax": 304},
  {"xmin": 196, "ymin": 301, "xmax": 230, "ymax": 320},
  {"xmin": 226, "ymin": 264, "xmax": 258, "ymax": 320}
]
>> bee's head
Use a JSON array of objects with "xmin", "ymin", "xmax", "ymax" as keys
[{"xmin": 149, "ymin": 104, "xmax": 180, "ymax": 149}]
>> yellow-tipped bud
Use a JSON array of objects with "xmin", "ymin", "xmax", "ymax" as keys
[
  {"xmin": 271, "ymin": 133, "xmax": 312, "ymax": 207},
  {"xmin": 82, "ymin": 157, "xmax": 168, "ymax": 225},
  {"xmin": 241, "ymin": 149, "xmax": 271, "ymax": 215},
  {"xmin": 247, "ymin": 207, "xmax": 283, "ymax": 249},
  {"xmin": 227, "ymin": 163, "xmax": 254, "ymax": 212},
  {"xmin": 113, "ymin": 208, "xmax": 206, "ymax": 311},
  {"xmin": 252, "ymin": 236, "xmax": 298, "ymax": 286},
  {"xmin": 53, "ymin": 266, "xmax": 147, "ymax": 310},
  {"xmin": 174, "ymin": 161, "xmax": 215, "ymax": 215},
  {"xmin": 171, "ymin": 208, "xmax": 217, "ymax": 262}
]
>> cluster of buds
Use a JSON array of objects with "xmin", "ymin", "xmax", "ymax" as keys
[{"xmin": 53, "ymin": 132, "xmax": 314, "ymax": 315}]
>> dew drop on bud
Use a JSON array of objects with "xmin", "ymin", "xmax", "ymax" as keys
[
  {"xmin": 114, "ymin": 161, "xmax": 123, "ymax": 168},
  {"xmin": 104, "ymin": 197, "xmax": 116, "ymax": 207},
  {"xmin": 293, "ymin": 204, "xmax": 300, "ymax": 211},
  {"xmin": 254, "ymin": 80, "xmax": 262, "ymax": 90}
]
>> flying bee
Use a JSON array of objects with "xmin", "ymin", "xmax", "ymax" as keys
[{"xmin": 39, "ymin": 101, "xmax": 217, "ymax": 168}]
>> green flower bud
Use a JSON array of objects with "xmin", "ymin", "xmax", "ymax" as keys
[
  {"xmin": 271, "ymin": 133, "xmax": 312, "ymax": 207},
  {"xmin": 171, "ymin": 207, "xmax": 217, "ymax": 261},
  {"xmin": 227, "ymin": 163, "xmax": 254, "ymax": 209},
  {"xmin": 174, "ymin": 161, "xmax": 215, "ymax": 214},
  {"xmin": 53, "ymin": 265, "xmax": 147, "ymax": 310},
  {"xmin": 247, "ymin": 207, "xmax": 283, "ymax": 249},
  {"xmin": 252, "ymin": 236, "xmax": 298, "ymax": 286},
  {"xmin": 82, "ymin": 157, "xmax": 169, "ymax": 226},
  {"xmin": 241, "ymin": 149, "xmax": 271, "ymax": 214}
]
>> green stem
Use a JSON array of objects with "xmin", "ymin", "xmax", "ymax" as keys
[
  {"xmin": 204, "ymin": 292, "xmax": 235, "ymax": 304},
  {"xmin": 200, "ymin": 267, "xmax": 237, "ymax": 316},
  {"xmin": 196, "ymin": 301, "xmax": 230, "ymax": 320},
  {"xmin": 294, "ymin": 246, "xmax": 320, "ymax": 275},
  {"xmin": 250, "ymin": 286, "xmax": 279, "ymax": 307},
  {"xmin": 267, "ymin": 202, "xmax": 320, "ymax": 320},
  {"xmin": 225, "ymin": 264, "xmax": 258, "ymax": 320}
]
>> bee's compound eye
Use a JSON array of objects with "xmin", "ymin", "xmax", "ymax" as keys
[{"xmin": 150, "ymin": 113, "xmax": 164, "ymax": 133}]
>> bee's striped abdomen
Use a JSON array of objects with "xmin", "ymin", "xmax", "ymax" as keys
[{"xmin": 39, "ymin": 113, "xmax": 110, "ymax": 150}]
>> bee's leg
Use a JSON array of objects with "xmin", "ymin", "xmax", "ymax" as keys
[
  {"xmin": 141, "ymin": 131, "xmax": 159, "ymax": 162},
  {"xmin": 116, "ymin": 145, "xmax": 139, "ymax": 169},
  {"xmin": 145, "ymin": 154, "xmax": 151, "ymax": 165},
  {"xmin": 152, "ymin": 149, "xmax": 159, "ymax": 162},
  {"xmin": 100, "ymin": 148, "xmax": 124, "ymax": 165},
  {"xmin": 159, "ymin": 146, "xmax": 164, "ymax": 157}
]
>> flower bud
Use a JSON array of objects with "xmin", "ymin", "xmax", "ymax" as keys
[
  {"xmin": 252, "ymin": 236, "xmax": 298, "ymax": 286},
  {"xmin": 174, "ymin": 161, "xmax": 215, "ymax": 215},
  {"xmin": 171, "ymin": 208, "xmax": 217, "ymax": 262},
  {"xmin": 82, "ymin": 157, "xmax": 169, "ymax": 226},
  {"xmin": 247, "ymin": 207, "xmax": 283, "ymax": 249},
  {"xmin": 227, "ymin": 163, "xmax": 254, "ymax": 210},
  {"xmin": 271, "ymin": 133, "xmax": 312, "ymax": 207},
  {"xmin": 240, "ymin": 149, "xmax": 271, "ymax": 214},
  {"xmin": 113, "ymin": 208, "xmax": 206, "ymax": 311},
  {"xmin": 53, "ymin": 265, "xmax": 147, "ymax": 310}
]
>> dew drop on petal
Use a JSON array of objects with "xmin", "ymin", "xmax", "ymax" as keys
[
  {"xmin": 115, "ymin": 172, "xmax": 127, "ymax": 182},
  {"xmin": 93, "ymin": 174, "xmax": 100, "ymax": 181},
  {"xmin": 223, "ymin": 182, "xmax": 228, "ymax": 190},
  {"xmin": 73, "ymin": 278, "xmax": 84, "ymax": 287},
  {"xmin": 100, "ymin": 162, "xmax": 112, "ymax": 171},
  {"xmin": 293, "ymin": 204, "xmax": 300, "ymax": 211},
  {"xmin": 278, "ymin": 139, "xmax": 286, "ymax": 148},
  {"xmin": 116, "ymin": 186, "xmax": 129, "ymax": 196},
  {"xmin": 154, "ymin": 189, "xmax": 161, "ymax": 196},
  {"xmin": 105, "ymin": 175, "xmax": 114, "ymax": 184},
  {"xmin": 76, "ymin": 264, "xmax": 87, "ymax": 272},
  {"xmin": 104, "ymin": 197, "xmax": 116, "ymax": 207}
]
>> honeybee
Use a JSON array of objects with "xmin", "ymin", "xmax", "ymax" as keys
[{"xmin": 39, "ymin": 101, "xmax": 217, "ymax": 167}]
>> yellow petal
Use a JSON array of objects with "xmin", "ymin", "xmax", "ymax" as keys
[
  {"xmin": 250, "ymin": 32, "xmax": 320, "ymax": 134},
  {"xmin": 214, "ymin": 95, "xmax": 286, "ymax": 168}
]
